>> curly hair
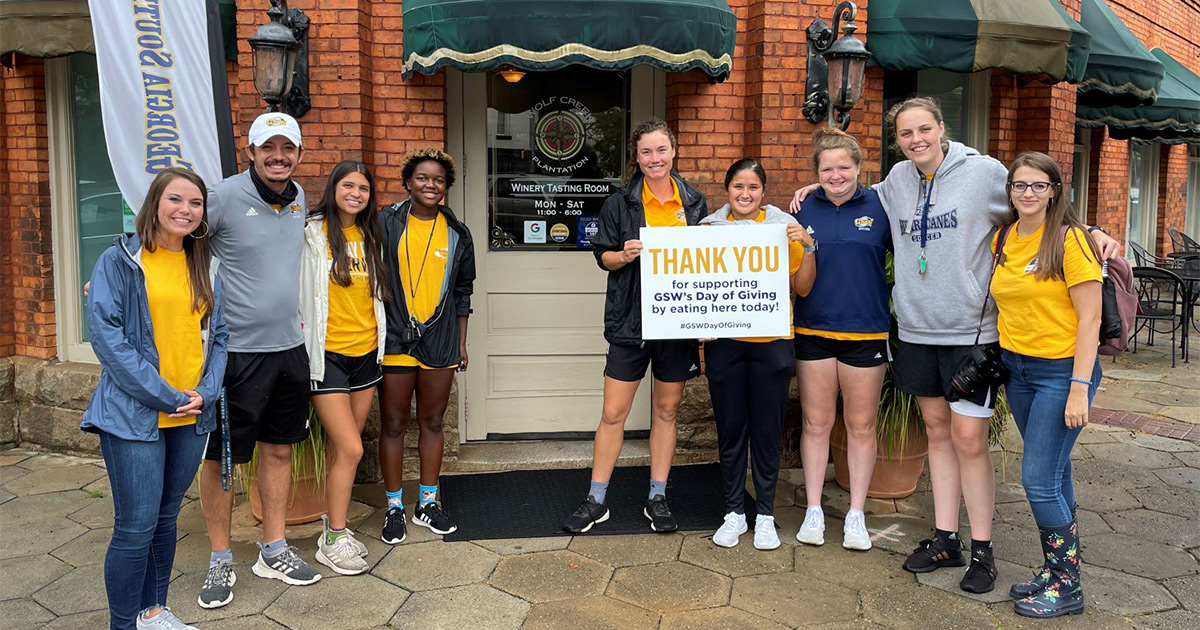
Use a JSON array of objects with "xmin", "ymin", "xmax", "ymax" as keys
[{"xmin": 400, "ymin": 148, "xmax": 458, "ymax": 191}]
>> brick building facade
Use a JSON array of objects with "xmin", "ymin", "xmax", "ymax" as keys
[{"xmin": 1, "ymin": 0, "xmax": 1196, "ymax": 466}]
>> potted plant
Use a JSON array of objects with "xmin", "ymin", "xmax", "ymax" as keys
[
  {"xmin": 238, "ymin": 405, "xmax": 329, "ymax": 525},
  {"xmin": 829, "ymin": 253, "xmax": 1011, "ymax": 499}
]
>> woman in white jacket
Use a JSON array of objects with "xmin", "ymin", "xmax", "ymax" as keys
[{"xmin": 300, "ymin": 160, "xmax": 390, "ymax": 575}]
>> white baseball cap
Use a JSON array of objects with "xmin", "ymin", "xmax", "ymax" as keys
[{"xmin": 248, "ymin": 112, "xmax": 302, "ymax": 148}]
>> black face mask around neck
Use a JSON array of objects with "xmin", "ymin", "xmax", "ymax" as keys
[{"xmin": 248, "ymin": 164, "xmax": 299, "ymax": 207}]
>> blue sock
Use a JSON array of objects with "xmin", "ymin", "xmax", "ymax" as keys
[
  {"xmin": 259, "ymin": 538, "xmax": 287, "ymax": 558},
  {"xmin": 209, "ymin": 549, "xmax": 233, "ymax": 567},
  {"xmin": 419, "ymin": 484, "xmax": 437, "ymax": 506},
  {"xmin": 649, "ymin": 479, "xmax": 667, "ymax": 500},
  {"xmin": 386, "ymin": 489, "xmax": 403, "ymax": 508},
  {"xmin": 588, "ymin": 479, "xmax": 609, "ymax": 504}
]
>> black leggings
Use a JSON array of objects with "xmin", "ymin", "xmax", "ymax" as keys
[{"xmin": 704, "ymin": 338, "xmax": 794, "ymax": 517}]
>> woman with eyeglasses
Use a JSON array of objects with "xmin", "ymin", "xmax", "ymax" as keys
[{"xmin": 991, "ymin": 151, "xmax": 1101, "ymax": 618}]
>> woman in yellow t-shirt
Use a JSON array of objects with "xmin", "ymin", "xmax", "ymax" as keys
[
  {"xmin": 697, "ymin": 159, "xmax": 810, "ymax": 551},
  {"xmin": 81, "ymin": 167, "xmax": 227, "ymax": 630},
  {"xmin": 991, "ymin": 151, "xmax": 1102, "ymax": 619},
  {"xmin": 301, "ymin": 160, "xmax": 391, "ymax": 575},
  {"xmin": 377, "ymin": 149, "xmax": 476, "ymax": 543}
]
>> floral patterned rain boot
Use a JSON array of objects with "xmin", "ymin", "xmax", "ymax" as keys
[{"xmin": 1014, "ymin": 521, "xmax": 1084, "ymax": 618}]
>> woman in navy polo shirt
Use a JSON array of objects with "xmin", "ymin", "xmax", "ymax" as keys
[{"xmin": 791, "ymin": 128, "xmax": 890, "ymax": 552}]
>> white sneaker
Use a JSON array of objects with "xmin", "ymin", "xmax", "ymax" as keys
[
  {"xmin": 842, "ymin": 510, "xmax": 872, "ymax": 550},
  {"xmin": 754, "ymin": 515, "xmax": 780, "ymax": 550},
  {"xmin": 137, "ymin": 607, "xmax": 200, "ymax": 630},
  {"xmin": 712, "ymin": 512, "xmax": 748, "ymax": 548},
  {"xmin": 796, "ymin": 505, "xmax": 825, "ymax": 546},
  {"xmin": 316, "ymin": 531, "xmax": 369, "ymax": 575}
]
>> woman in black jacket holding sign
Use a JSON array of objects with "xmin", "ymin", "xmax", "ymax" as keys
[{"xmin": 563, "ymin": 119, "xmax": 707, "ymax": 535}]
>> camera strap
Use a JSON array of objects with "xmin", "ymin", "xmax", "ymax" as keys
[{"xmin": 974, "ymin": 223, "xmax": 1015, "ymax": 345}]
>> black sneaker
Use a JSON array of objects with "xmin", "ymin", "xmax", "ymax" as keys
[
  {"xmin": 902, "ymin": 535, "xmax": 966, "ymax": 573},
  {"xmin": 563, "ymin": 496, "xmax": 610, "ymax": 533},
  {"xmin": 412, "ymin": 501, "xmax": 458, "ymax": 535},
  {"xmin": 644, "ymin": 494, "xmax": 678, "ymax": 533},
  {"xmin": 381, "ymin": 506, "xmax": 407, "ymax": 545},
  {"xmin": 959, "ymin": 546, "xmax": 997, "ymax": 593}
]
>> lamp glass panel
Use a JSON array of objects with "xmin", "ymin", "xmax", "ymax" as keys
[
  {"xmin": 252, "ymin": 45, "xmax": 288, "ymax": 101},
  {"xmin": 827, "ymin": 57, "xmax": 867, "ymax": 109}
]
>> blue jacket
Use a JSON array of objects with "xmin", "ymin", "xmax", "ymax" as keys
[
  {"xmin": 81, "ymin": 234, "xmax": 228, "ymax": 441},
  {"xmin": 793, "ymin": 186, "xmax": 891, "ymax": 335}
]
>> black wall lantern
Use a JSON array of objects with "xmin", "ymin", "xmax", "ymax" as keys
[
  {"xmin": 801, "ymin": 1, "xmax": 871, "ymax": 130},
  {"xmin": 248, "ymin": 0, "xmax": 311, "ymax": 117}
]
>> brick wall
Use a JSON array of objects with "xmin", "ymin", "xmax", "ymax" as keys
[{"xmin": 0, "ymin": 59, "xmax": 55, "ymax": 360}]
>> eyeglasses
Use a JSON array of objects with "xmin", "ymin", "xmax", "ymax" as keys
[{"xmin": 1009, "ymin": 181, "xmax": 1056, "ymax": 194}]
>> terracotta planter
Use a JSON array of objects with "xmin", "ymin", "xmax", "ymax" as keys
[
  {"xmin": 248, "ymin": 474, "xmax": 326, "ymax": 526},
  {"xmin": 830, "ymin": 417, "xmax": 928, "ymax": 499}
]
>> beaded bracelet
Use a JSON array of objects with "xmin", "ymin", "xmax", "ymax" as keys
[{"xmin": 1069, "ymin": 377, "xmax": 1094, "ymax": 387}]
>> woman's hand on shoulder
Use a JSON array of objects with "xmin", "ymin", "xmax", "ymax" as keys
[
  {"xmin": 789, "ymin": 184, "xmax": 821, "ymax": 212},
  {"xmin": 1089, "ymin": 229, "xmax": 1122, "ymax": 260}
]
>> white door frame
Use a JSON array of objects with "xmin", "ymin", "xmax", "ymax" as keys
[{"xmin": 447, "ymin": 66, "xmax": 665, "ymax": 441}]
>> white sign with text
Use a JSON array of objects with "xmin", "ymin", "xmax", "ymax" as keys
[{"xmin": 640, "ymin": 225, "xmax": 791, "ymax": 340}]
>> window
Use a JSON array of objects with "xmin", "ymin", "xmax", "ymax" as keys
[
  {"xmin": 48, "ymin": 53, "xmax": 126, "ymax": 362},
  {"xmin": 881, "ymin": 69, "xmax": 991, "ymax": 174},
  {"xmin": 1071, "ymin": 127, "xmax": 1090, "ymax": 223},
  {"xmin": 1125, "ymin": 143, "xmax": 1160, "ymax": 257},
  {"xmin": 1187, "ymin": 145, "xmax": 1199, "ymax": 238}
]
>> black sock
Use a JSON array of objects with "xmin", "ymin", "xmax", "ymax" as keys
[
  {"xmin": 935, "ymin": 528, "xmax": 958, "ymax": 543},
  {"xmin": 971, "ymin": 539, "xmax": 992, "ymax": 553}
]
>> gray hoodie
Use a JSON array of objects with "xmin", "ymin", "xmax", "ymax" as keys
[
  {"xmin": 699, "ymin": 203, "xmax": 797, "ymax": 227},
  {"xmin": 874, "ymin": 141, "xmax": 1010, "ymax": 345}
]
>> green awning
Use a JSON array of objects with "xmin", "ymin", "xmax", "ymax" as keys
[
  {"xmin": 866, "ymin": 0, "xmax": 1091, "ymax": 83},
  {"xmin": 1076, "ymin": 0, "xmax": 1163, "ymax": 108},
  {"xmin": 0, "ymin": 0, "xmax": 238, "ymax": 62},
  {"xmin": 401, "ymin": 0, "xmax": 737, "ymax": 81},
  {"xmin": 1078, "ymin": 48, "xmax": 1200, "ymax": 144}
]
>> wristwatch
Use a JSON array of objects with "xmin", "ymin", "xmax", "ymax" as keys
[{"xmin": 804, "ymin": 240, "xmax": 818, "ymax": 254}]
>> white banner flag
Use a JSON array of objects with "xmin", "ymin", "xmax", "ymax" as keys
[
  {"xmin": 89, "ymin": 0, "xmax": 222, "ymax": 212},
  {"xmin": 640, "ymin": 225, "xmax": 792, "ymax": 340}
]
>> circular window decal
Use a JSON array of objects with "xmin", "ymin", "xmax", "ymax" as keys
[{"xmin": 535, "ymin": 110, "xmax": 587, "ymax": 162}]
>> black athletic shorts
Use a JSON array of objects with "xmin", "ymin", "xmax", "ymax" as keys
[
  {"xmin": 204, "ymin": 345, "xmax": 311, "ymax": 464},
  {"xmin": 892, "ymin": 338, "xmax": 998, "ymax": 409},
  {"xmin": 311, "ymin": 350, "xmax": 382, "ymax": 394},
  {"xmin": 604, "ymin": 340, "xmax": 701, "ymax": 383},
  {"xmin": 793, "ymin": 334, "xmax": 888, "ymax": 368}
]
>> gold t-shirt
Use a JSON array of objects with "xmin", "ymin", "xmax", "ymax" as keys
[
  {"xmin": 324, "ymin": 223, "xmax": 378, "ymax": 357},
  {"xmin": 991, "ymin": 223, "xmax": 1102, "ymax": 359},
  {"xmin": 142, "ymin": 247, "xmax": 204, "ymax": 428},
  {"xmin": 383, "ymin": 213, "xmax": 452, "ymax": 368}
]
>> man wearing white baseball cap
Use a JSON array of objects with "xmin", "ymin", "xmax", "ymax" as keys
[{"xmin": 196, "ymin": 111, "xmax": 323, "ymax": 609}]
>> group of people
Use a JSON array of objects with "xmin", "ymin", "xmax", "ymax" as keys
[
  {"xmin": 84, "ymin": 113, "xmax": 474, "ymax": 630},
  {"xmin": 561, "ymin": 98, "xmax": 1117, "ymax": 620},
  {"xmin": 85, "ymin": 96, "xmax": 1116, "ymax": 630}
]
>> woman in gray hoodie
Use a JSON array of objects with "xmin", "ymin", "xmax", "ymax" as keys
[{"xmin": 792, "ymin": 97, "xmax": 1118, "ymax": 594}]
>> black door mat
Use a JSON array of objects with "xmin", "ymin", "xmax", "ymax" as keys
[{"xmin": 440, "ymin": 462, "xmax": 758, "ymax": 542}]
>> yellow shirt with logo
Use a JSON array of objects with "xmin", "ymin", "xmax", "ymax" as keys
[
  {"xmin": 383, "ymin": 213, "xmax": 453, "ymax": 369},
  {"xmin": 737, "ymin": 210, "xmax": 805, "ymax": 343},
  {"xmin": 142, "ymin": 247, "xmax": 205, "ymax": 429},
  {"xmin": 991, "ymin": 223, "xmax": 1102, "ymax": 359},
  {"xmin": 324, "ymin": 223, "xmax": 378, "ymax": 357},
  {"xmin": 642, "ymin": 178, "xmax": 686, "ymax": 227}
]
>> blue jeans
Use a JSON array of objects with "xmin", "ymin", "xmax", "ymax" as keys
[
  {"xmin": 1001, "ymin": 350, "xmax": 1101, "ymax": 528},
  {"xmin": 100, "ymin": 426, "xmax": 208, "ymax": 630}
]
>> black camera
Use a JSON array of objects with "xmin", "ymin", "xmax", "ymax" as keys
[
  {"xmin": 399, "ymin": 325, "xmax": 419, "ymax": 344},
  {"xmin": 950, "ymin": 344, "xmax": 1006, "ymax": 399}
]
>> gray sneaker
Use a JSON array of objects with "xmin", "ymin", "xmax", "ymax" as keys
[
  {"xmin": 316, "ymin": 531, "xmax": 369, "ymax": 575},
  {"xmin": 196, "ymin": 561, "xmax": 236, "ymax": 609},
  {"xmin": 322, "ymin": 514, "xmax": 367, "ymax": 557},
  {"xmin": 137, "ymin": 606, "xmax": 200, "ymax": 629},
  {"xmin": 251, "ymin": 547, "xmax": 322, "ymax": 585}
]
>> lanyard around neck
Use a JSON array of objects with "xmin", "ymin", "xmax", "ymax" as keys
[
  {"xmin": 404, "ymin": 212, "xmax": 438, "ymax": 303},
  {"xmin": 917, "ymin": 173, "xmax": 935, "ymax": 276}
]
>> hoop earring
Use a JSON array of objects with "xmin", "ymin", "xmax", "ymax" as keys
[{"xmin": 191, "ymin": 221, "xmax": 210, "ymax": 239}]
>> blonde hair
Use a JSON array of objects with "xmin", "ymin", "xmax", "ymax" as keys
[{"xmin": 811, "ymin": 128, "xmax": 862, "ymax": 172}]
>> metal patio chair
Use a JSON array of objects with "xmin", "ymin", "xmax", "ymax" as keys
[{"xmin": 1130, "ymin": 266, "xmax": 1188, "ymax": 367}]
